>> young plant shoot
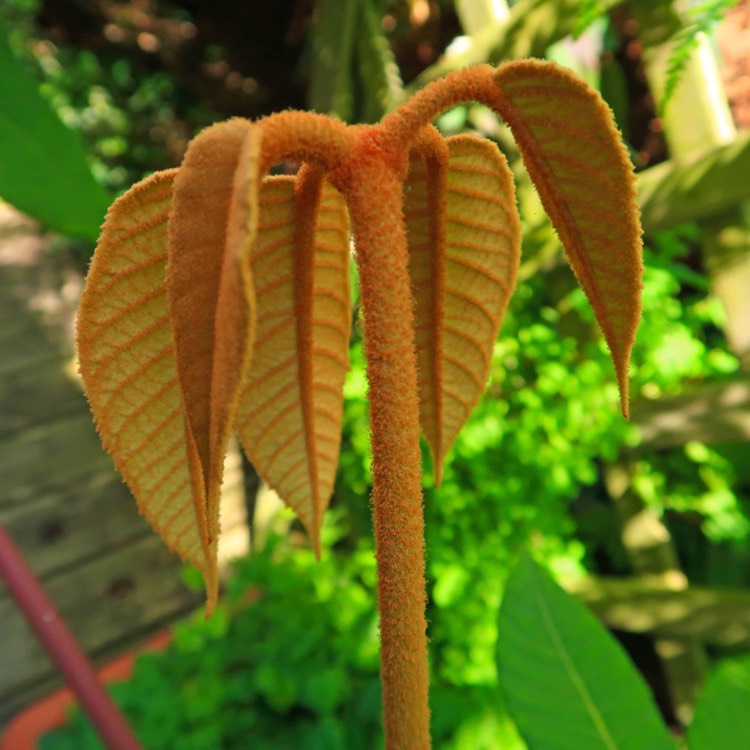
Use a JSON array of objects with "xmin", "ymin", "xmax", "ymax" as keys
[{"xmin": 77, "ymin": 60, "xmax": 642, "ymax": 749}]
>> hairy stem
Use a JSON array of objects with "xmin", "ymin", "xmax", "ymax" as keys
[
  {"xmin": 380, "ymin": 64, "xmax": 503, "ymax": 151},
  {"xmin": 338, "ymin": 131, "xmax": 430, "ymax": 749}
]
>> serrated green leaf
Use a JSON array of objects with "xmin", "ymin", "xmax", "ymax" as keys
[
  {"xmin": 357, "ymin": 0, "xmax": 404, "ymax": 122},
  {"xmin": 309, "ymin": 0, "xmax": 359, "ymax": 120}
]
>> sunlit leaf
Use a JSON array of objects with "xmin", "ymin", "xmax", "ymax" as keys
[
  {"xmin": 0, "ymin": 17, "xmax": 111, "ymax": 238},
  {"xmin": 494, "ymin": 59, "xmax": 642, "ymax": 416},
  {"xmin": 405, "ymin": 133, "xmax": 520, "ymax": 483},
  {"xmin": 167, "ymin": 119, "xmax": 260, "ymax": 606},
  {"xmin": 77, "ymin": 170, "xmax": 209, "ymax": 581},
  {"xmin": 688, "ymin": 655, "xmax": 750, "ymax": 750},
  {"xmin": 235, "ymin": 169, "xmax": 351, "ymax": 550},
  {"xmin": 498, "ymin": 555, "xmax": 676, "ymax": 750}
]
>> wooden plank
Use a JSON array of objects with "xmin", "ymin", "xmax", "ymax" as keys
[
  {"xmin": 0, "ymin": 533, "xmax": 202, "ymax": 723},
  {"xmin": 0, "ymin": 413, "xmax": 118, "ymax": 510},
  {"xmin": 0, "ymin": 201, "xmax": 250, "ymax": 730},
  {"xmin": 631, "ymin": 376, "xmax": 750, "ymax": 448},
  {"xmin": 0, "ymin": 475, "xmax": 152, "ymax": 583},
  {"xmin": 566, "ymin": 575, "xmax": 750, "ymax": 648},
  {"xmin": 638, "ymin": 132, "xmax": 750, "ymax": 231},
  {"xmin": 0, "ymin": 621, "xmax": 173, "ymax": 731},
  {"xmin": 0, "ymin": 356, "xmax": 91, "ymax": 439}
]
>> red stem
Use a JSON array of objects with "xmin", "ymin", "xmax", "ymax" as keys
[{"xmin": 0, "ymin": 524, "xmax": 141, "ymax": 750}]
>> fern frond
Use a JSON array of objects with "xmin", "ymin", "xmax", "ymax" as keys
[
  {"xmin": 573, "ymin": 0, "xmax": 607, "ymax": 39},
  {"xmin": 662, "ymin": 0, "xmax": 736, "ymax": 110}
]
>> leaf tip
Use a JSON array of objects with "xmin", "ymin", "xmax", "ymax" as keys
[
  {"xmin": 311, "ymin": 522, "xmax": 323, "ymax": 561},
  {"xmin": 432, "ymin": 455, "xmax": 444, "ymax": 488},
  {"xmin": 203, "ymin": 564, "xmax": 219, "ymax": 618},
  {"xmin": 619, "ymin": 377, "xmax": 630, "ymax": 421}
]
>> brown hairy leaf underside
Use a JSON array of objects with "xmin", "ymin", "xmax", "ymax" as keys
[
  {"xmin": 234, "ymin": 172, "xmax": 351, "ymax": 552},
  {"xmin": 405, "ymin": 133, "xmax": 521, "ymax": 483},
  {"xmin": 493, "ymin": 62, "xmax": 642, "ymax": 415},
  {"xmin": 78, "ymin": 59, "xmax": 642, "ymax": 626},
  {"xmin": 77, "ymin": 170, "xmax": 208, "ymax": 576}
]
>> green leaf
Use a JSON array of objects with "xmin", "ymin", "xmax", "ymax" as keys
[
  {"xmin": 688, "ymin": 655, "xmax": 750, "ymax": 750},
  {"xmin": 572, "ymin": 0, "xmax": 605, "ymax": 39},
  {"xmin": 497, "ymin": 555, "xmax": 676, "ymax": 750},
  {"xmin": 308, "ymin": 0, "xmax": 359, "ymax": 120},
  {"xmin": 0, "ymin": 18, "xmax": 111, "ymax": 239},
  {"xmin": 357, "ymin": 0, "xmax": 404, "ymax": 122},
  {"xmin": 662, "ymin": 0, "xmax": 737, "ymax": 111}
]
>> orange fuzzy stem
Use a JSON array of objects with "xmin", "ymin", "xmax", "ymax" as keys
[
  {"xmin": 335, "ymin": 129, "xmax": 430, "ymax": 749},
  {"xmin": 380, "ymin": 65, "xmax": 502, "ymax": 150},
  {"xmin": 259, "ymin": 110, "xmax": 352, "ymax": 174}
]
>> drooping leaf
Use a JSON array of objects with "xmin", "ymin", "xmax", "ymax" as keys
[
  {"xmin": 405, "ymin": 132, "xmax": 520, "ymax": 483},
  {"xmin": 494, "ymin": 59, "xmax": 642, "ymax": 416},
  {"xmin": 77, "ymin": 170, "xmax": 209, "ymax": 581},
  {"xmin": 0, "ymin": 17, "xmax": 111, "ymax": 239},
  {"xmin": 235, "ymin": 170, "xmax": 351, "ymax": 550},
  {"xmin": 497, "ymin": 555, "xmax": 676, "ymax": 750},
  {"xmin": 688, "ymin": 655, "xmax": 750, "ymax": 750},
  {"xmin": 167, "ymin": 118, "xmax": 260, "ymax": 608}
]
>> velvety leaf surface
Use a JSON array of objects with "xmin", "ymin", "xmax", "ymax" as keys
[
  {"xmin": 235, "ymin": 174, "xmax": 350, "ymax": 549},
  {"xmin": 77, "ymin": 170, "xmax": 209, "ymax": 578},
  {"xmin": 167, "ymin": 119, "xmax": 259, "ymax": 602},
  {"xmin": 688, "ymin": 655, "xmax": 750, "ymax": 750},
  {"xmin": 497, "ymin": 556, "xmax": 676, "ymax": 750},
  {"xmin": 494, "ymin": 60, "xmax": 642, "ymax": 415},
  {"xmin": 405, "ymin": 134, "xmax": 520, "ymax": 483}
]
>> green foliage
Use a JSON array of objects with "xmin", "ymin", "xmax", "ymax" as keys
[
  {"xmin": 499, "ymin": 558, "xmax": 750, "ymax": 750},
  {"xmin": 0, "ymin": 17, "xmax": 111, "ymax": 239},
  {"xmin": 40, "ymin": 529, "xmax": 525, "ymax": 749},
  {"xmin": 571, "ymin": 0, "xmax": 736, "ymax": 113},
  {"xmin": 498, "ymin": 555, "xmax": 676, "ymax": 750},
  {"xmin": 30, "ymin": 44, "xmax": 216, "ymax": 195},
  {"xmin": 688, "ymin": 655, "xmax": 750, "ymax": 750},
  {"xmin": 336, "ymin": 214, "xmax": 742, "ymax": 704},
  {"xmin": 41, "ymin": 534, "xmax": 384, "ymax": 750},
  {"xmin": 2, "ymin": 3, "xmax": 219, "ymax": 203},
  {"xmin": 572, "ymin": 0, "xmax": 607, "ymax": 40},
  {"xmin": 309, "ymin": 0, "xmax": 403, "ymax": 122}
]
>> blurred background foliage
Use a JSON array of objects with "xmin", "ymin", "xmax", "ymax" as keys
[{"xmin": 2, "ymin": 0, "xmax": 749, "ymax": 747}]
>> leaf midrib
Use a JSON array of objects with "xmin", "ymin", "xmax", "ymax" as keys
[{"xmin": 533, "ymin": 568, "xmax": 619, "ymax": 750}]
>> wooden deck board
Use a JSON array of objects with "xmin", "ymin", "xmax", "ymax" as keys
[
  {"xmin": 0, "ymin": 205, "xmax": 248, "ymax": 728},
  {"xmin": 0, "ymin": 533, "xmax": 202, "ymax": 723}
]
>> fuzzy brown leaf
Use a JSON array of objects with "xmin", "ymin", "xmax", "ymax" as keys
[
  {"xmin": 405, "ymin": 133, "xmax": 521, "ymax": 483},
  {"xmin": 494, "ymin": 59, "xmax": 642, "ymax": 415},
  {"xmin": 167, "ymin": 118, "xmax": 260, "ymax": 607},
  {"xmin": 77, "ymin": 170, "xmax": 211, "ymax": 583},
  {"xmin": 234, "ymin": 171, "xmax": 351, "ymax": 550}
]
